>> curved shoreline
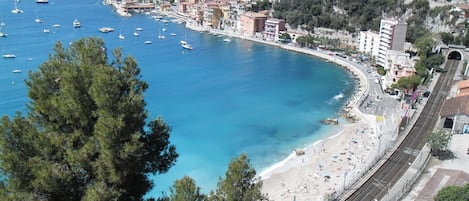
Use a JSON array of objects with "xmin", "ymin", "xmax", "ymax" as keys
[
  {"xmin": 150, "ymin": 12, "xmax": 377, "ymax": 199},
  {"xmin": 182, "ymin": 22, "xmax": 379, "ymax": 200}
]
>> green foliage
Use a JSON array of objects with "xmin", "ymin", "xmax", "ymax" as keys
[
  {"xmin": 393, "ymin": 75, "xmax": 422, "ymax": 91},
  {"xmin": 439, "ymin": 32, "xmax": 455, "ymax": 45},
  {"xmin": 424, "ymin": 54, "xmax": 445, "ymax": 69},
  {"xmin": 169, "ymin": 176, "xmax": 205, "ymax": 201},
  {"xmin": 434, "ymin": 183, "xmax": 469, "ymax": 201},
  {"xmin": 414, "ymin": 33, "xmax": 435, "ymax": 58},
  {"xmin": 211, "ymin": 154, "xmax": 265, "ymax": 201},
  {"xmin": 0, "ymin": 37, "xmax": 178, "ymax": 201},
  {"xmin": 426, "ymin": 129, "xmax": 451, "ymax": 157},
  {"xmin": 278, "ymin": 32, "xmax": 291, "ymax": 42},
  {"xmin": 249, "ymin": 0, "xmax": 271, "ymax": 12},
  {"xmin": 377, "ymin": 67, "xmax": 386, "ymax": 76},
  {"xmin": 295, "ymin": 35, "xmax": 315, "ymax": 47},
  {"xmin": 273, "ymin": 0, "xmax": 406, "ymax": 31}
]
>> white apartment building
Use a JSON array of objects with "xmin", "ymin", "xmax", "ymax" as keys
[
  {"xmin": 358, "ymin": 30, "xmax": 380, "ymax": 57},
  {"xmin": 376, "ymin": 18, "xmax": 407, "ymax": 67},
  {"xmin": 264, "ymin": 18, "xmax": 286, "ymax": 41},
  {"xmin": 382, "ymin": 50, "xmax": 416, "ymax": 89}
]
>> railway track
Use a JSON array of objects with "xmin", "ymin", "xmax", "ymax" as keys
[{"xmin": 345, "ymin": 59, "xmax": 459, "ymax": 200}]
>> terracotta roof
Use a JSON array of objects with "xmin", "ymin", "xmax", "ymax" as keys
[
  {"xmin": 458, "ymin": 4, "xmax": 469, "ymax": 10},
  {"xmin": 415, "ymin": 168, "xmax": 469, "ymax": 201},
  {"xmin": 440, "ymin": 95, "xmax": 469, "ymax": 117},
  {"xmin": 458, "ymin": 80, "xmax": 469, "ymax": 90}
]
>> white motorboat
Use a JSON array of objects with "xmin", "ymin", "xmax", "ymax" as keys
[
  {"xmin": 36, "ymin": 0, "xmax": 48, "ymax": 3},
  {"xmin": 0, "ymin": 32, "xmax": 7, "ymax": 37},
  {"xmin": 73, "ymin": 19, "xmax": 81, "ymax": 28},
  {"xmin": 11, "ymin": 8, "xmax": 23, "ymax": 14},
  {"xmin": 2, "ymin": 54, "xmax": 16, "ymax": 58},
  {"xmin": 144, "ymin": 40, "xmax": 152, "ymax": 44},
  {"xmin": 133, "ymin": 32, "xmax": 140, "ymax": 37},
  {"xmin": 158, "ymin": 35, "xmax": 165, "ymax": 39},
  {"xmin": 136, "ymin": 27, "xmax": 143, "ymax": 31},
  {"xmin": 43, "ymin": 28, "xmax": 50, "ymax": 33},
  {"xmin": 12, "ymin": 69, "xmax": 22, "ymax": 73},
  {"xmin": 170, "ymin": 33, "xmax": 177, "ymax": 36},
  {"xmin": 223, "ymin": 38, "xmax": 232, "ymax": 42},
  {"xmin": 52, "ymin": 24, "xmax": 61, "ymax": 28},
  {"xmin": 119, "ymin": 34, "xmax": 125, "ymax": 40},
  {"xmin": 99, "ymin": 27, "xmax": 114, "ymax": 33},
  {"xmin": 35, "ymin": 18, "xmax": 43, "ymax": 23},
  {"xmin": 181, "ymin": 43, "xmax": 193, "ymax": 50}
]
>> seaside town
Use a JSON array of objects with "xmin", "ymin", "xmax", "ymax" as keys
[
  {"xmin": 0, "ymin": 0, "xmax": 468, "ymax": 200},
  {"xmin": 100, "ymin": 0, "xmax": 469, "ymax": 200}
]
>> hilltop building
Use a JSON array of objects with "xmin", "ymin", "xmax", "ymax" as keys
[{"xmin": 376, "ymin": 18, "xmax": 408, "ymax": 67}]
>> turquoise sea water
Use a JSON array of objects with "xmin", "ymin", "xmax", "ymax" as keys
[{"xmin": 0, "ymin": 0, "xmax": 355, "ymax": 195}]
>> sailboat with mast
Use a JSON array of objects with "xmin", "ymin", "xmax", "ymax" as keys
[
  {"xmin": 180, "ymin": 29, "xmax": 193, "ymax": 50},
  {"xmin": 11, "ymin": 0, "xmax": 23, "ymax": 14}
]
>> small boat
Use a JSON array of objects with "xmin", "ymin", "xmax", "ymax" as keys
[
  {"xmin": 12, "ymin": 69, "xmax": 22, "ymax": 73},
  {"xmin": 133, "ymin": 32, "xmax": 139, "ymax": 37},
  {"xmin": 35, "ymin": 18, "xmax": 43, "ymax": 23},
  {"xmin": 158, "ymin": 35, "xmax": 165, "ymax": 39},
  {"xmin": 144, "ymin": 40, "xmax": 152, "ymax": 44},
  {"xmin": 73, "ymin": 19, "xmax": 81, "ymax": 28},
  {"xmin": 11, "ymin": 8, "xmax": 23, "ymax": 14},
  {"xmin": 181, "ymin": 43, "xmax": 193, "ymax": 50},
  {"xmin": 99, "ymin": 27, "xmax": 114, "ymax": 33},
  {"xmin": 43, "ymin": 28, "xmax": 50, "ymax": 33},
  {"xmin": 2, "ymin": 54, "xmax": 16, "ymax": 58},
  {"xmin": 0, "ymin": 32, "xmax": 7, "ymax": 37},
  {"xmin": 0, "ymin": 22, "xmax": 5, "ymax": 27},
  {"xmin": 12, "ymin": 0, "xmax": 23, "ymax": 14},
  {"xmin": 36, "ymin": 0, "xmax": 48, "ymax": 3},
  {"xmin": 118, "ymin": 34, "xmax": 125, "ymax": 40},
  {"xmin": 223, "ymin": 38, "xmax": 232, "ymax": 42},
  {"xmin": 162, "ymin": 28, "xmax": 167, "ymax": 32},
  {"xmin": 170, "ymin": 33, "xmax": 177, "ymax": 36},
  {"xmin": 136, "ymin": 27, "xmax": 143, "ymax": 31},
  {"xmin": 52, "ymin": 24, "xmax": 61, "ymax": 28}
]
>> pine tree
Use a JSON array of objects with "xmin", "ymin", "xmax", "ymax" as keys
[
  {"xmin": 0, "ymin": 37, "xmax": 178, "ymax": 201},
  {"xmin": 211, "ymin": 154, "xmax": 265, "ymax": 201},
  {"xmin": 169, "ymin": 176, "xmax": 205, "ymax": 201}
]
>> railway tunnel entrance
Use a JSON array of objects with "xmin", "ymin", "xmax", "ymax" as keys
[{"xmin": 448, "ymin": 51, "xmax": 462, "ymax": 60}]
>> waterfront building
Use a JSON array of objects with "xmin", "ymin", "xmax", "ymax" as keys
[
  {"xmin": 239, "ymin": 11, "xmax": 266, "ymax": 36},
  {"xmin": 358, "ymin": 30, "xmax": 380, "ymax": 57},
  {"xmin": 382, "ymin": 50, "xmax": 416, "ymax": 89},
  {"xmin": 264, "ymin": 18, "xmax": 286, "ymax": 41},
  {"xmin": 376, "ymin": 18, "xmax": 407, "ymax": 67},
  {"xmin": 203, "ymin": 2, "xmax": 220, "ymax": 27}
]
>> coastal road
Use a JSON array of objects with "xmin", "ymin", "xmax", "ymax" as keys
[{"xmin": 345, "ymin": 59, "xmax": 459, "ymax": 201}]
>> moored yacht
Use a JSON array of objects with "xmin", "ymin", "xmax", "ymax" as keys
[
  {"xmin": 36, "ymin": 0, "xmax": 48, "ymax": 3},
  {"xmin": 2, "ymin": 54, "xmax": 16, "ymax": 58},
  {"xmin": 99, "ymin": 27, "xmax": 114, "ymax": 33},
  {"xmin": 73, "ymin": 19, "xmax": 81, "ymax": 28},
  {"xmin": 181, "ymin": 43, "xmax": 193, "ymax": 50}
]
